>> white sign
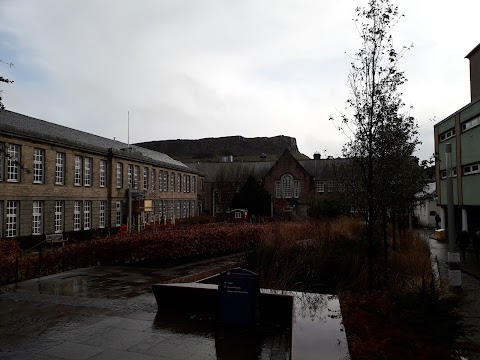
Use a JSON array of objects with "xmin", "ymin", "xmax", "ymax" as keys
[{"xmin": 449, "ymin": 270, "xmax": 462, "ymax": 287}]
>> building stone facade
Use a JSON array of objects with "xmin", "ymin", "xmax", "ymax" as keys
[{"xmin": 0, "ymin": 110, "xmax": 203, "ymax": 239}]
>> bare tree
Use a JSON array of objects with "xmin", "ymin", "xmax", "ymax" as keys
[
  {"xmin": 0, "ymin": 59, "xmax": 14, "ymax": 111},
  {"xmin": 331, "ymin": 0, "xmax": 419, "ymax": 290}
]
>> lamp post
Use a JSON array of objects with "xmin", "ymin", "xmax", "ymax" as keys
[{"xmin": 446, "ymin": 143, "xmax": 460, "ymax": 288}]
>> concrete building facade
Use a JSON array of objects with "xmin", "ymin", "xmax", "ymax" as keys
[
  {"xmin": 434, "ymin": 42, "xmax": 480, "ymax": 236},
  {"xmin": 0, "ymin": 110, "xmax": 203, "ymax": 239}
]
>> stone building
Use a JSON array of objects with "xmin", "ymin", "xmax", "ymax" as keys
[
  {"xmin": 0, "ymin": 110, "xmax": 203, "ymax": 239},
  {"xmin": 186, "ymin": 149, "xmax": 347, "ymax": 217},
  {"xmin": 434, "ymin": 42, "xmax": 480, "ymax": 235}
]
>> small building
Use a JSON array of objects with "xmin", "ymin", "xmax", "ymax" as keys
[
  {"xmin": 230, "ymin": 209, "xmax": 248, "ymax": 223},
  {"xmin": 414, "ymin": 182, "xmax": 441, "ymax": 228}
]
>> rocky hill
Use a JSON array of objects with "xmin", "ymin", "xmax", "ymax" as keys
[{"xmin": 135, "ymin": 135, "xmax": 309, "ymax": 161}]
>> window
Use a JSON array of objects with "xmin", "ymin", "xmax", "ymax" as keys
[
  {"xmin": 439, "ymin": 128, "xmax": 455, "ymax": 142},
  {"xmin": 55, "ymin": 153, "xmax": 65, "ymax": 185},
  {"xmin": 316, "ymin": 181, "xmax": 325, "ymax": 193},
  {"xmin": 74, "ymin": 201, "xmax": 81, "ymax": 231},
  {"xmin": 117, "ymin": 163, "xmax": 123, "ymax": 188},
  {"xmin": 235, "ymin": 211, "xmax": 242, "ymax": 219},
  {"xmin": 99, "ymin": 201, "xmax": 106, "ymax": 228},
  {"xmin": 100, "ymin": 160, "xmax": 106, "ymax": 187},
  {"xmin": 170, "ymin": 172, "xmax": 175, "ymax": 191},
  {"xmin": 75, "ymin": 156, "xmax": 82, "ymax": 186},
  {"xmin": 338, "ymin": 182, "xmax": 346, "ymax": 192},
  {"xmin": 144, "ymin": 167, "xmax": 149, "ymax": 190},
  {"xmin": 0, "ymin": 142, "xmax": 4, "ymax": 181},
  {"xmin": 187, "ymin": 175, "xmax": 190, "ymax": 192},
  {"xmin": 128, "ymin": 164, "xmax": 133, "ymax": 188},
  {"xmin": 32, "ymin": 201, "xmax": 43, "ymax": 235},
  {"xmin": 84, "ymin": 201, "xmax": 91, "ymax": 230},
  {"xmin": 84, "ymin": 158, "xmax": 92, "ymax": 187},
  {"xmin": 275, "ymin": 181, "xmax": 281, "ymax": 198},
  {"xmin": 184, "ymin": 175, "xmax": 187, "ymax": 192},
  {"xmin": 152, "ymin": 169, "xmax": 156, "ymax": 192},
  {"xmin": 293, "ymin": 180, "xmax": 300, "ymax": 198},
  {"xmin": 116, "ymin": 201, "xmax": 122, "ymax": 227},
  {"xmin": 158, "ymin": 170, "xmax": 163, "ymax": 192},
  {"xmin": 464, "ymin": 163, "xmax": 480, "ymax": 175},
  {"xmin": 6, "ymin": 201, "xmax": 18, "ymax": 237},
  {"xmin": 441, "ymin": 168, "xmax": 458, "ymax": 179},
  {"xmin": 177, "ymin": 173, "xmax": 181, "ymax": 192},
  {"xmin": 192, "ymin": 176, "xmax": 196, "ymax": 193},
  {"xmin": 191, "ymin": 201, "xmax": 195, "ymax": 217},
  {"xmin": 281, "ymin": 174, "xmax": 293, "ymax": 198},
  {"xmin": 33, "ymin": 149, "xmax": 44, "ymax": 183},
  {"xmin": 462, "ymin": 116, "xmax": 480, "ymax": 132},
  {"xmin": 7, "ymin": 144, "xmax": 20, "ymax": 182},
  {"xmin": 328, "ymin": 181, "xmax": 335, "ymax": 192},
  {"xmin": 55, "ymin": 201, "xmax": 63, "ymax": 233},
  {"xmin": 134, "ymin": 165, "xmax": 139, "ymax": 190}
]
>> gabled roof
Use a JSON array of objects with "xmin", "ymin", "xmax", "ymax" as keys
[
  {"xmin": 0, "ymin": 110, "xmax": 191, "ymax": 172},
  {"xmin": 465, "ymin": 42, "xmax": 480, "ymax": 59},
  {"xmin": 185, "ymin": 161, "xmax": 274, "ymax": 182},
  {"xmin": 186, "ymin": 152, "xmax": 348, "ymax": 181}
]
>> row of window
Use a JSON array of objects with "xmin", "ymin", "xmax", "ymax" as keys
[
  {"xmin": 0, "ymin": 143, "xmax": 108, "ymax": 187},
  {"xmin": 461, "ymin": 116, "xmax": 480, "ymax": 132},
  {"xmin": 0, "ymin": 143, "xmax": 201, "ymax": 192},
  {"xmin": 439, "ymin": 115, "xmax": 480, "ymax": 142},
  {"xmin": 4, "ymin": 199, "xmax": 199, "ymax": 238},
  {"xmin": 439, "ymin": 129, "xmax": 456, "ymax": 142},
  {"xmin": 440, "ymin": 163, "xmax": 479, "ymax": 179},
  {"xmin": 116, "ymin": 163, "xmax": 197, "ymax": 194},
  {"xmin": 5, "ymin": 200, "xmax": 122, "ymax": 238},
  {"xmin": 315, "ymin": 181, "xmax": 345, "ymax": 193}
]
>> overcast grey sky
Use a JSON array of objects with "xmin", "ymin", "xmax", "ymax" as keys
[{"xmin": 0, "ymin": 0, "xmax": 478, "ymax": 161}]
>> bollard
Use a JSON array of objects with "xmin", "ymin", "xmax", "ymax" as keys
[
  {"xmin": 15, "ymin": 257, "xmax": 19, "ymax": 286},
  {"xmin": 38, "ymin": 245, "xmax": 42, "ymax": 279}
]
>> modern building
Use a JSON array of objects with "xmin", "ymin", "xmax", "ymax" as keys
[
  {"xmin": 186, "ymin": 149, "xmax": 347, "ymax": 217},
  {"xmin": 0, "ymin": 110, "xmax": 203, "ymax": 239},
  {"xmin": 434, "ymin": 42, "xmax": 480, "ymax": 235}
]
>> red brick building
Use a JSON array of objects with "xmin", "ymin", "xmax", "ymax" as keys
[{"xmin": 186, "ymin": 149, "xmax": 347, "ymax": 218}]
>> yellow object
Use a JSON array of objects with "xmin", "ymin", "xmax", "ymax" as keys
[{"xmin": 435, "ymin": 229, "xmax": 446, "ymax": 241}]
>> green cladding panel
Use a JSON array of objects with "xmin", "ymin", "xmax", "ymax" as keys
[
  {"xmin": 439, "ymin": 178, "xmax": 459, "ymax": 205},
  {"xmin": 460, "ymin": 101, "xmax": 480, "ymax": 122},
  {"xmin": 438, "ymin": 141, "xmax": 457, "ymax": 171},
  {"xmin": 462, "ymin": 174, "xmax": 480, "ymax": 206},
  {"xmin": 461, "ymin": 126, "xmax": 480, "ymax": 165},
  {"xmin": 437, "ymin": 117, "xmax": 455, "ymax": 134}
]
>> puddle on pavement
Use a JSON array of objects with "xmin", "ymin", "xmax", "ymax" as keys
[{"xmin": 152, "ymin": 311, "xmax": 291, "ymax": 359}]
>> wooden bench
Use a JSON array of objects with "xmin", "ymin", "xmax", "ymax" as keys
[{"xmin": 45, "ymin": 233, "xmax": 67, "ymax": 248}]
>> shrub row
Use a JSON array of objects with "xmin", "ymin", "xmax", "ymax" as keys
[{"xmin": 0, "ymin": 222, "xmax": 314, "ymax": 285}]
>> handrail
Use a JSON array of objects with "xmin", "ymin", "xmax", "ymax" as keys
[{"xmin": 0, "ymin": 237, "xmax": 50, "ymax": 289}]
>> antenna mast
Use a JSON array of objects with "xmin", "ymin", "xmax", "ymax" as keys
[{"xmin": 128, "ymin": 111, "xmax": 130, "ymax": 148}]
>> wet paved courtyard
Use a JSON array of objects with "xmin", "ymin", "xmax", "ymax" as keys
[
  {"xmin": 0, "ymin": 250, "xmax": 350, "ymax": 360},
  {"xmin": 0, "ymin": 255, "xmax": 257, "ymax": 360}
]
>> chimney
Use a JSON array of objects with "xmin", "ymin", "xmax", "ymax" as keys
[
  {"xmin": 466, "ymin": 43, "xmax": 480, "ymax": 101},
  {"xmin": 313, "ymin": 152, "xmax": 321, "ymax": 160}
]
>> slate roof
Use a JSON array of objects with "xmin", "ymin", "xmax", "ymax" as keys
[
  {"xmin": 0, "ymin": 110, "xmax": 191, "ymax": 172},
  {"xmin": 184, "ymin": 161, "xmax": 275, "ymax": 182},
  {"xmin": 185, "ymin": 158, "xmax": 348, "ymax": 181}
]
